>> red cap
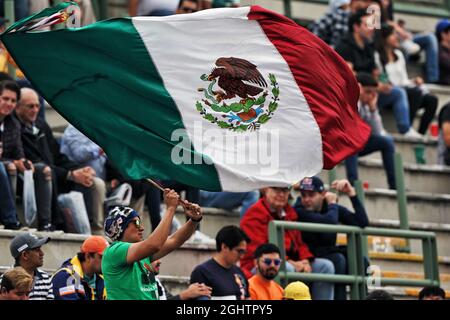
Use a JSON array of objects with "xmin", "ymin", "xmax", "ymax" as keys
[{"xmin": 81, "ymin": 236, "xmax": 109, "ymax": 255}]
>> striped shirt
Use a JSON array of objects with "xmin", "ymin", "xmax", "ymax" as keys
[{"xmin": 29, "ymin": 269, "xmax": 54, "ymax": 300}]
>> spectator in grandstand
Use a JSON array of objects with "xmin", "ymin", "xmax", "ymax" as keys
[
  {"xmin": 190, "ymin": 225, "xmax": 250, "ymax": 300},
  {"xmin": 283, "ymin": 281, "xmax": 312, "ymax": 300},
  {"xmin": 60, "ymin": 124, "xmax": 107, "ymax": 230},
  {"xmin": 128, "ymin": 0, "xmax": 180, "ymax": 16},
  {"xmin": 294, "ymin": 177, "xmax": 369, "ymax": 300},
  {"xmin": 345, "ymin": 72, "xmax": 396, "ymax": 189},
  {"xmin": 377, "ymin": 0, "xmax": 439, "ymax": 84},
  {"xmin": 437, "ymin": 102, "xmax": 450, "ymax": 166},
  {"xmin": 0, "ymin": 267, "xmax": 33, "ymax": 300},
  {"xmin": 9, "ymin": 232, "xmax": 54, "ymax": 300},
  {"xmin": 248, "ymin": 243, "xmax": 284, "ymax": 300},
  {"xmin": 15, "ymin": 87, "xmax": 102, "ymax": 231},
  {"xmin": 51, "ymin": 236, "xmax": 109, "ymax": 300},
  {"xmin": 199, "ymin": 190, "xmax": 259, "ymax": 217},
  {"xmin": 151, "ymin": 259, "xmax": 212, "ymax": 300},
  {"xmin": 375, "ymin": 24, "xmax": 438, "ymax": 136},
  {"xmin": 436, "ymin": 19, "xmax": 450, "ymax": 85},
  {"xmin": 336, "ymin": 10, "xmax": 420, "ymax": 137},
  {"xmin": 310, "ymin": 0, "xmax": 380, "ymax": 48},
  {"xmin": 418, "ymin": 286, "xmax": 446, "ymax": 300},
  {"xmin": 366, "ymin": 289, "xmax": 394, "ymax": 300},
  {"xmin": 0, "ymin": 80, "xmax": 34, "ymax": 230},
  {"xmin": 240, "ymin": 186, "xmax": 335, "ymax": 300},
  {"xmin": 309, "ymin": 0, "xmax": 351, "ymax": 49},
  {"xmin": 102, "ymin": 190, "xmax": 202, "ymax": 300}
]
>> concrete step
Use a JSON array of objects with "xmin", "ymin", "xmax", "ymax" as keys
[
  {"xmin": 45, "ymin": 103, "xmax": 68, "ymax": 133},
  {"xmin": 361, "ymin": 134, "xmax": 438, "ymax": 165},
  {"xmin": 323, "ymin": 159, "xmax": 450, "ymax": 193},
  {"xmin": 338, "ymin": 188, "xmax": 450, "ymax": 225}
]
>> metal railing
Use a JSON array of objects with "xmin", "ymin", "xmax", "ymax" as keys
[{"xmin": 268, "ymin": 220, "xmax": 440, "ymax": 300}]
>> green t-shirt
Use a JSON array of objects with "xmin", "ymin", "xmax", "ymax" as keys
[{"xmin": 102, "ymin": 241, "xmax": 159, "ymax": 300}]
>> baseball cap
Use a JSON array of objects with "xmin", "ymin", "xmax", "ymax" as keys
[
  {"xmin": 284, "ymin": 281, "xmax": 312, "ymax": 300},
  {"xmin": 436, "ymin": 19, "xmax": 450, "ymax": 35},
  {"xmin": 10, "ymin": 233, "xmax": 51, "ymax": 259},
  {"xmin": 299, "ymin": 176, "xmax": 325, "ymax": 192},
  {"xmin": 80, "ymin": 236, "xmax": 109, "ymax": 255}
]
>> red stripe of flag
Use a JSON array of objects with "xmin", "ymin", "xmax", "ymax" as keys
[{"xmin": 248, "ymin": 6, "xmax": 371, "ymax": 169}]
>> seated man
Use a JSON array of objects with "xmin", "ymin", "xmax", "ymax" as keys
[
  {"xmin": 248, "ymin": 243, "xmax": 284, "ymax": 300},
  {"xmin": 51, "ymin": 236, "xmax": 109, "ymax": 300},
  {"xmin": 345, "ymin": 72, "xmax": 396, "ymax": 189},
  {"xmin": 15, "ymin": 88, "xmax": 101, "ymax": 231},
  {"xmin": 240, "ymin": 186, "xmax": 335, "ymax": 300},
  {"xmin": 199, "ymin": 190, "xmax": 259, "ymax": 217},
  {"xmin": 190, "ymin": 225, "xmax": 250, "ymax": 300},
  {"xmin": 309, "ymin": 0, "xmax": 351, "ymax": 49},
  {"xmin": 294, "ymin": 176, "xmax": 369, "ymax": 300},
  {"xmin": 60, "ymin": 124, "xmax": 107, "ymax": 229}
]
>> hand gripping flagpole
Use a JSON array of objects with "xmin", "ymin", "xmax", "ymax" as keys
[{"xmin": 145, "ymin": 178, "xmax": 200, "ymax": 216}]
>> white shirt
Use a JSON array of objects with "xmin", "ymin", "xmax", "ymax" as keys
[{"xmin": 375, "ymin": 49, "xmax": 411, "ymax": 87}]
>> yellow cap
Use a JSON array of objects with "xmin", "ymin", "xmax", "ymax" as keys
[{"xmin": 284, "ymin": 281, "xmax": 312, "ymax": 300}]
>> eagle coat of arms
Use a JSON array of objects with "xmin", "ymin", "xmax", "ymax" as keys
[{"xmin": 197, "ymin": 57, "xmax": 279, "ymax": 132}]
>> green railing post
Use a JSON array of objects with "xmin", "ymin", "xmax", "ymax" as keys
[
  {"xmin": 346, "ymin": 232, "xmax": 360, "ymax": 300},
  {"xmin": 328, "ymin": 167, "xmax": 337, "ymax": 192},
  {"xmin": 354, "ymin": 180, "xmax": 369, "ymax": 263},
  {"xmin": 268, "ymin": 222, "xmax": 288, "ymax": 287},
  {"xmin": 394, "ymin": 152, "xmax": 410, "ymax": 252},
  {"xmin": 4, "ymin": 0, "xmax": 15, "ymax": 78},
  {"xmin": 283, "ymin": 0, "xmax": 292, "ymax": 18}
]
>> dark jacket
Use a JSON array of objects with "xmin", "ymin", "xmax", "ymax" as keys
[
  {"xmin": 0, "ymin": 114, "xmax": 25, "ymax": 161},
  {"xmin": 15, "ymin": 114, "xmax": 80, "ymax": 190},
  {"xmin": 51, "ymin": 256, "xmax": 106, "ymax": 300},
  {"xmin": 294, "ymin": 196, "xmax": 369, "ymax": 257},
  {"xmin": 240, "ymin": 198, "xmax": 314, "ymax": 279},
  {"xmin": 335, "ymin": 34, "xmax": 376, "ymax": 73},
  {"xmin": 439, "ymin": 45, "xmax": 450, "ymax": 85}
]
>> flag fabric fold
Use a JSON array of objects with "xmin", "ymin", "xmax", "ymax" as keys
[{"xmin": 1, "ymin": 2, "xmax": 370, "ymax": 191}]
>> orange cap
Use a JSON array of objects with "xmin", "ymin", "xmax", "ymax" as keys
[{"xmin": 81, "ymin": 236, "xmax": 109, "ymax": 255}]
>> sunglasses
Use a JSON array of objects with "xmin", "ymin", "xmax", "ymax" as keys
[
  {"xmin": 132, "ymin": 218, "xmax": 142, "ymax": 228},
  {"xmin": 262, "ymin": 258, "xmax": 281, "ymax": 266}
]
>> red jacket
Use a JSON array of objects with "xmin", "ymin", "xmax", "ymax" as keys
[{"xmin": 240, "ymin": 198, "xmax": 314, "ymax": 279}]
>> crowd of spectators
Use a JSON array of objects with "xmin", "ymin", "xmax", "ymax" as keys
[{"xmin": 0, "ymin": 0, "xmax": 449, "ymax": 301}]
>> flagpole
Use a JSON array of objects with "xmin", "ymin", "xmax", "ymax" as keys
[{"xmin": 146, "ymin": 178, "xmax": 198, "ymax": 214}]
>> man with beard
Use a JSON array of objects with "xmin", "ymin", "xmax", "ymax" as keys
[{"xmin": 248, "ymin": 243, "xmax": 284, "ymax": 300}]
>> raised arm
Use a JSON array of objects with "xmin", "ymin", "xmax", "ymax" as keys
[
  {"xmin": 153, "ymin": 202, "xmax": 203, "ymax": 260},
  {"xmin": 126, "ymin": 189, "xmax": 179, "ymax": 264}
]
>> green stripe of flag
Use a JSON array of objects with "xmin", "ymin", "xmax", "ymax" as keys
[{"xmin": 2, "ymin": 16, "xmax": 222, "ymax": 190}]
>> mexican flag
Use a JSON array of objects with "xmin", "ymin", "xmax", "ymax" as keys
[{"xmin": 2, "ymin": 2, "xmax": 370, "ymax": 191}]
